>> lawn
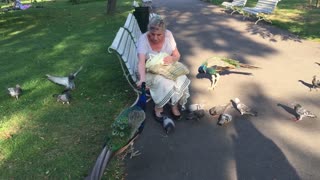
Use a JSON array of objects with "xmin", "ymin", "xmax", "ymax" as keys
[
  {"xmin": 0, "ymin": 0, "xmax": 134, "ymax": 179},
  {"xmin": 0, "ymin": 0, "xmax": 319, "ymax": 179}
]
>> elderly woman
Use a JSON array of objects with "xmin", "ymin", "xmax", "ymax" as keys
[{"xmin": 136, "ymin": 15, "xmax": 190, "ymax": 121}]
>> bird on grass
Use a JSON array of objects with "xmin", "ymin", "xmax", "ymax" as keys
[
  {"xmin": 86, "ymin": 82, "xmax": 147, "ymax": 180},
  {"xmin": 231, "ymin": 98, "xmax": 258, "ymax": 116},
  {"xmin": 311, "ymin": 75, "xmax": 320, "ymax": 91},
  {"xmin": 46, "ymin": 66, "xmax": 83, "ymax": 90},
  {"xmin": 7, "ymin": 84, "xmax": 22, "ymax": 100},
  {"xmin": 53, "ymin": 89, "xmax": 71, "ymax": 104},
  {"xmin": 292, "ymin": 103, "xmax": 317, "ymax": 121},
  {"xmin": 198, "ymin": 57, "xmax": 259, "ymax": 90}
]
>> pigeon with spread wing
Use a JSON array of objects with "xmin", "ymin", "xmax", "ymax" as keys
[{"xmin": 46, "ymin": 66, "xmax": 83, "ymax": 90}]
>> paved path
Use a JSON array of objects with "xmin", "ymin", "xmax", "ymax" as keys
[{"xmin": 126, "ymin": 0, "xmax": 320, "ymax": 179}]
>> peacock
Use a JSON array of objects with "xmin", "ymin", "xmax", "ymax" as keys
[
  {"xmin": 198, "ymin": 57, "xmax": 259, "ymax": 90},
  {"xmin": 86, "ymin": 82, "xmax": 147, "ymax": 180}
]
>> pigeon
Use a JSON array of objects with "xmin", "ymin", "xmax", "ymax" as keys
[
  {"xmin": 8, "ymin": 84, "xmax": 22, "ymax": 100},
  {"xmin": 231, "ymin": 98, "xmax": 258, "ymax": 116},
  {"xmin": 53, "ymin": 89, "xmax": 72, "ymax": 104},
  {"xmin": 162, "ymin": 116, "xmax": 175, "ymax": 134},
  {"xmin": 311, "ymin": 75, "xmax": 320, "ymax": 91},
  {"xmin": 217, "ymin": 113, "xmax": 232, "ymax": 126},
  {"xmin": 46, "ymin": 66, "xmax": 83, "ymax": 90},
  {"xmin": 209, "ymin": 103, "xmax": 231, "ymax": 117},
  {"xmin": 186, "ymin": 109, "xmax": 205, "ymax": 121},
  {"xmin": 293, "ymin": 103, "xmax": 317, "ymax": 121}
]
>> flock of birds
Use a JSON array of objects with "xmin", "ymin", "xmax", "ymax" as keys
[
  {"xmin": 196, "ymin": 57, "xmax": 318, "ymax": 125},
  {"xmin": 7, "ymin": 66, "xmax": 83, "ymax": 104}
]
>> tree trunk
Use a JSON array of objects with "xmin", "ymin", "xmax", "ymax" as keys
[{"xmin": 106, "ymin": 0, "xmax": 116, "ymax": 15}]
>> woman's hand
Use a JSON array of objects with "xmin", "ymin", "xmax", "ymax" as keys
[
  {"xmin": 163, "ymin": 56, "xmax": 175, "ymax": 65},
  {"xmin": 136, "ymin": 80, "xmax": 143, "ymax": 88}
]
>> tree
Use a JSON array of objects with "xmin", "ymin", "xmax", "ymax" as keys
[{"xmin": 107, "ymin": 0, "xmax": 116, "ymax": 15}]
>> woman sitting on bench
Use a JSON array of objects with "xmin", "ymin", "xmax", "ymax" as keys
[{"xmin": 136, "ymin": 15, "xmax": 190, "ymax": 122}]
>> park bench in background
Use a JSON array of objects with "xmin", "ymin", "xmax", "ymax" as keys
[
  {"xmin": 242, "ymin": 0, "xmax": 281, "ymax": 24},
  {"xmin": 221, "ymin": 0, "xmax": 248, "ymax": 15}
]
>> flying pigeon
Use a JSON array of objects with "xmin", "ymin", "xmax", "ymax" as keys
[
  {"xmin": 8, "ymin": 84, "xmax": 22, "ymax": 100},
  {"xmin": 231, "ymin": 98, "xmax": 258, "ymax": 116},
  {"xmin": 293, "ymin": 103, "xmax": 317, "ymax": 121},
  {"xmin": 46, "ymin": 66, "xmax": 83, "ymax": 90},
  {"xmin": 53, "ymin": 89, "xmax": 72, "ymax": 104},
  {"xmin": 311, "ymin": 75, "xmax": 320, "ymax": 91}
]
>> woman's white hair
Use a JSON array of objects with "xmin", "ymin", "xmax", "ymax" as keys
[{"xmin": 148, "ymin": 15, "xmax": 166, "ymax": 32}]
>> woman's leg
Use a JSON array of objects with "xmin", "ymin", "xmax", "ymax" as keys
[
  {"xmin": 154, "ymin": 106, "xmax": 164, "ymax": 117},
  {"xmin": 171, "ymin": 103, "xmax": 181, "ymax": 116}
]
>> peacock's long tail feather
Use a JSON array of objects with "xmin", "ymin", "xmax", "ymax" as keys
[
  {"xmin": 205, "ymin": 56, "xmax": 260, "ymax": 69},
  {"xmin": 238, "ymin": 63, "xmax": 260, "ymax": 69}
]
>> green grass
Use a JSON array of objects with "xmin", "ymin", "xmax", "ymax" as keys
[
  {"xmin": 0, "ymin": 0, "xmax": 134, "ymax": 179},
  {"xmin": 214, "ymin": 0, "xmax": 320, "ymax": 41}
]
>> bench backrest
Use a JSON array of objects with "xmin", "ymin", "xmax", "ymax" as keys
[
  {"xmin": 255, "ymin": 0, "xmax": 280, "ymax": 13},
  {"xmin": 108, "ymin": 27, "xmax": 139, "ymax": 85},
  {"xmin": 123, "ymin": 13, "xmax": 142, "ymax": 45},
  {"xmin": 232, "ymin": 0, "xmax": 247, "ymax": 7}
]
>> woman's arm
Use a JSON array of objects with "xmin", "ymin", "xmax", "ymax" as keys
[
  {"xmin": 137, "ymin": 53, "xmax": 146, "ymax": 87},
  {"xmin": 163, "ymin": 47, "xmax": 181, "ymax": 64}
]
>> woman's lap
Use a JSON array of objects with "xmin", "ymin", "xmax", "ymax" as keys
[{"xmin": 146, "ymin": 73, "xmax": 190, "ymax": 108}]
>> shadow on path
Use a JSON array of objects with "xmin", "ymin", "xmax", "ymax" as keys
[{"xmin": 232, "ymin": 116, "xmax": 300, "ymax": 180}]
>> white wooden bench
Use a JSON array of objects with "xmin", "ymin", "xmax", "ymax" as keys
[
  {"xmin": 123, "ymin": 13, "xmax": 142, "ymax": 45},
  {"xmin": 222, "ymin": 0, "xmax": 247, "ymax": 15},
  {"xmin": 123, "ymin": 12, "xmax": 159, "ymax": 45},
  {"xmin": 108, "ymin": 13, "xmax": 159, "ymax": 98},
  {"xmin": 108, "ymin": 27, "xmax": 140, "ymax": 94},
  {"xmin": 242, "ymin": 0, "xmax": 281, "ymax": 24}
]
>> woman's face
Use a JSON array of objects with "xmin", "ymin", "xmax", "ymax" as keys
[{"xmin": 148, "ymin": 28, "xmax": 164, "ymax": 44}]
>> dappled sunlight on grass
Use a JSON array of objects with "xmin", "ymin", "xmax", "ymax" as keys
[{"xmin": 0, "ymin": 0, "xmax": 135, "ymax": 178}]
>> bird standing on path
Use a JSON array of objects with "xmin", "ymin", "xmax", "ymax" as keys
[
  {"xmin": 86, "ymin": 82, "xmax": 147, "ymax": 180},
  {"xmin": 198, "ymin": 57, "xmax": 259, "ymax": 90},
  {"xmin": 293, "ymin": 103, "xmax": 317, "ymax": 121},
  {"xmin": 311, "ymin": 75, "xmax": 320, "ymax": 91},
  {"xmin": 46, "ymin": 66, "xmax": 83, "ymax": 90},
  {"xmin": 8, "ymin": 84, "xmax": 22, "ymax": 100},
  {"xmin": 231, "ymin": 98, "xmax": 258, "ymax": 116},
  {"xmin": 209, "ymin": 103, "xmax": 231, "ymax": 117}
]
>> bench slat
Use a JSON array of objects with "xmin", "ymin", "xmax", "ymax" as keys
[{"xmin": 109, "ymin": 27, "xmax": 139, "ymax": 83}]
